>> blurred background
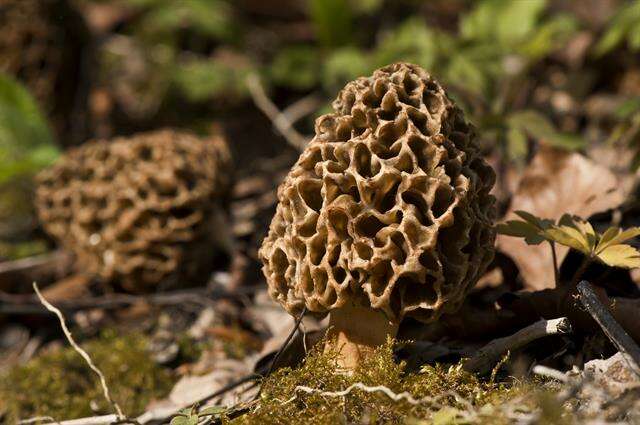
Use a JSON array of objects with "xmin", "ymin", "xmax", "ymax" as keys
[
  {"xmin": 2, "ymin": 0, "xmax": 640, "ymax": 264},
  {"xmin": 2, "ymin": 0, "xmax": 640, "ymax": 420}
]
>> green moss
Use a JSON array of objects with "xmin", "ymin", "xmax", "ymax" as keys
[
  {"xmin": 233, "ymin": 340, "xmax": 565, "ymax": 425},
  {"xmin": 0, "ymin": 331, "xmax": 174, "ymax": 422},
  {"xmin": 0, "ymin": 239, "xmax": 49, "ymax": 260}
]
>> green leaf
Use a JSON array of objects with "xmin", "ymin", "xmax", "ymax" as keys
[
  {"xmin": 170, "ymin": 415, "xmax": 192, "ymax": 425},
  {"xmin": 513, "ymin": 210, "xmax": 553, "ymax": 229},
  {"xmin": 593, "ymin": 0, "xmax": 640, "ymax": 56},
  {"xmin": 496, "ymin": 221, "xmax": 545, "ymax": 245},
  {"xmin": 460, "ymin": 0, "xmax": 547, "ymax": 46},
  {"xmin": 630, "ymin": 22, "xmax": 640, "ymax": 50},
  {"xmin": 373, "ymin": 18, "xmax": 440, "ymax": 70},
  {"xmin": 200, "ymin": 406, "xmax": 226, "ymax": 416},
  {"xmin": 506, "ymin": 126, "xmax": 527, "ymax": 161},
  {"xmin": 269, "ymin": 46, "xmax": 320, "ymax": 90},
  {"xmin": 596, "ymin": 226, "xmax": 622, "ymax": 253},
  {"xmin": 432, "ymin": 407, "xmax": 461, "ymax": 425},
  {"xmin": 596, "ymin": 227, "xmax": 640, "ymax": 254},
  {"xmin": 596, "ymin": 244, "xmax": 640, "ymax": 268},
  {"xmin": 572, "ymin": 218, "xmax": 597, "ymax": 249},
  {"xmin": 544, "ymin": 225, "xmax": 592, "ymax": 255},
  {"xmin": 348, "ymin": 0, "xmax": 383, "ymax": 14},
  {"xmin": 0, "ymin": 73, "xmax": 58, "ymax": 184},
  {"xmin": 543, "ymin": 132, "xmax": 585, "ymax": 150},
  {"xmin": 507, "ymin": 110, "xmax": 584, "ymax": 150},
  {"xmin": 173, "ymin": 57, "xmax": 251, "ymax": 102},
  {"xmin": 614, "ymin": 98, "xmax": 640, "ymax": 119},
  {"xmin": 134, "ymin": 0, "xmax": 236, "ymax": 41},
  {"xmin": 309, "ymin": 0, "xmax": 353, "ymax": 48},
  {"xmin": 520, "ymin": 14, "xmax": 578, "ymax": 59},
  {"xmin": 446, "ymin": 52, "xmax": 489, "ymax": 97},
  {"xmin": 323, "ymin": 47, "xmax": 372, "ymax": 91}
]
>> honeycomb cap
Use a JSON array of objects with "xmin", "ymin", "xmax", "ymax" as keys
[
  {"xmin": 259, "ymin": 63, "xmax": 496, "ymax": 323},
  {"xmin": 36, "ymin": 129, "xmax": 232, "ymax": 292}
]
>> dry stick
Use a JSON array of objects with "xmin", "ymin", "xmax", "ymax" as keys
[
  {"xmin": 576, "ymin": 280, "xmax": 640, "ymax": 372},
  {"xmin": 245, "ymin": 74, "xmax": 311, "ymax": 151},
  {"xmin": 462, "ymin": 317, "xmax": 572, "ymax": 375},
  {"xmin": 32, "ymin": 282, "xmax": 126, "ymax": 420}
]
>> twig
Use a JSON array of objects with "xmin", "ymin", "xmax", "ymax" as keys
[
  {"xmin": 263, "ymin": 307, "xmax": 307, "ymax": 379},
  {"xmin": 532, "ymin": 365, "xmax": 569, "ymax": 383},
  {"xmin": 280, "ymin": 93, "xmax": 323, "ymax": 124},
  {"xmin": 0, "ymin": 251, "xmax": 66, "ymax": 275},
  {"xmin": 285, "ymin": 383, "xmax": 474, "ymax": 416},
  {"xmin": 18, "ymin": 417, "xmax": 58, "ymax": 425},
  {"xmin": 577, "ymin": 280, "xmax": 640, "ymax": 372},
  {"xmin": 245, "ymin": 74, "xmax": 311, "ymax": 151},
  {"xmin": 194, "ymin": 374, "xmax": 260, "ymax": 407},
  {"xmin": 38, "ymin": 415, "xmax": 118, "ymax": 425},
  {"xmin": 32, "ymin": 282, "xmax": 125, "ymax": 420},
  {"xmin": 0, "ymin": 285, "xmax": 260, "ymax": 315},
  {"xmin": 463, "ymin": 317, "xmax": 572, "ymax": 374}
]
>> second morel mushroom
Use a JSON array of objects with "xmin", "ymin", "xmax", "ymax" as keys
[
  {"xmin": 259, "ymin": 63, "xmax": 497, "ymax": 370},
  {"xmin": 36, "ymin": 129, "xmax": 232, "ymax": 292}
]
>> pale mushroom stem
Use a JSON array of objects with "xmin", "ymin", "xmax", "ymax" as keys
[{"xmin": 325, "ymin": 303, "xmax": 399, "ymax": 371}]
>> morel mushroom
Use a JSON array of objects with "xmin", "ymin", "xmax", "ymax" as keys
[
  {"xmin": 36, "ymin": 129, "xmax": 232, "ymax": 292},
  {"xmin": 259, "ymin": 63, "xmax": 496, "ymax": 369}
]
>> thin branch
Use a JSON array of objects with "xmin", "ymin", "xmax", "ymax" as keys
[
  {"xmin": 33, "ymin": 282, "xmax": 125, "ymax": 420},
  {"xmin": 245, "ymin": 74, "xmax": 311, "ymax": 151},
  {"xmin": 577, "ymin": 280, "xmax": 640, "ymax": 373},
  {"xmin": 463, "ymin": 317, "xmax": 572, "ymax": 374}
]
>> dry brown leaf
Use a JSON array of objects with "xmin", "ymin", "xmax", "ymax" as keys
[{"xmin": 497, "ymin": 146, "xmax": 627, "ymax": 290}]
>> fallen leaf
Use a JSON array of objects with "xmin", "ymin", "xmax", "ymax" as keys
[{"xmin": 497, "ymin": 146, "xmax": 627, "ymax": 290}]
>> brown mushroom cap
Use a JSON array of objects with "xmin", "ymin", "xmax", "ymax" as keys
[
  {"xmin": 35, "ymin": 129, "xmax": 232, "ymax": 292},
  {"xmin": 259, "ymin": 63, "xmax": 496, "ymax": 323}
]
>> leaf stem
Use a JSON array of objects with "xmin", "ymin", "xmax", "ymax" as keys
[
  {"xmin": 569, "ymin": 256, "xmax": 592, "ymax": 288},
  {"xmin": 549, "ymin": 241, "xmax": 559, "ymax": 287}
]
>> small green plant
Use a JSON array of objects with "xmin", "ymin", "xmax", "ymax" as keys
[
  {"xmin": 593, "ymin": 0, "xmax": 640, "ymax": 56},
  {"xmin": 170, "ymin": 405, "xmax": 226, "ymax": 425},
  {"xmin": 498, "ymin": 211, "xmax": 640, "ymax": 286}
]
